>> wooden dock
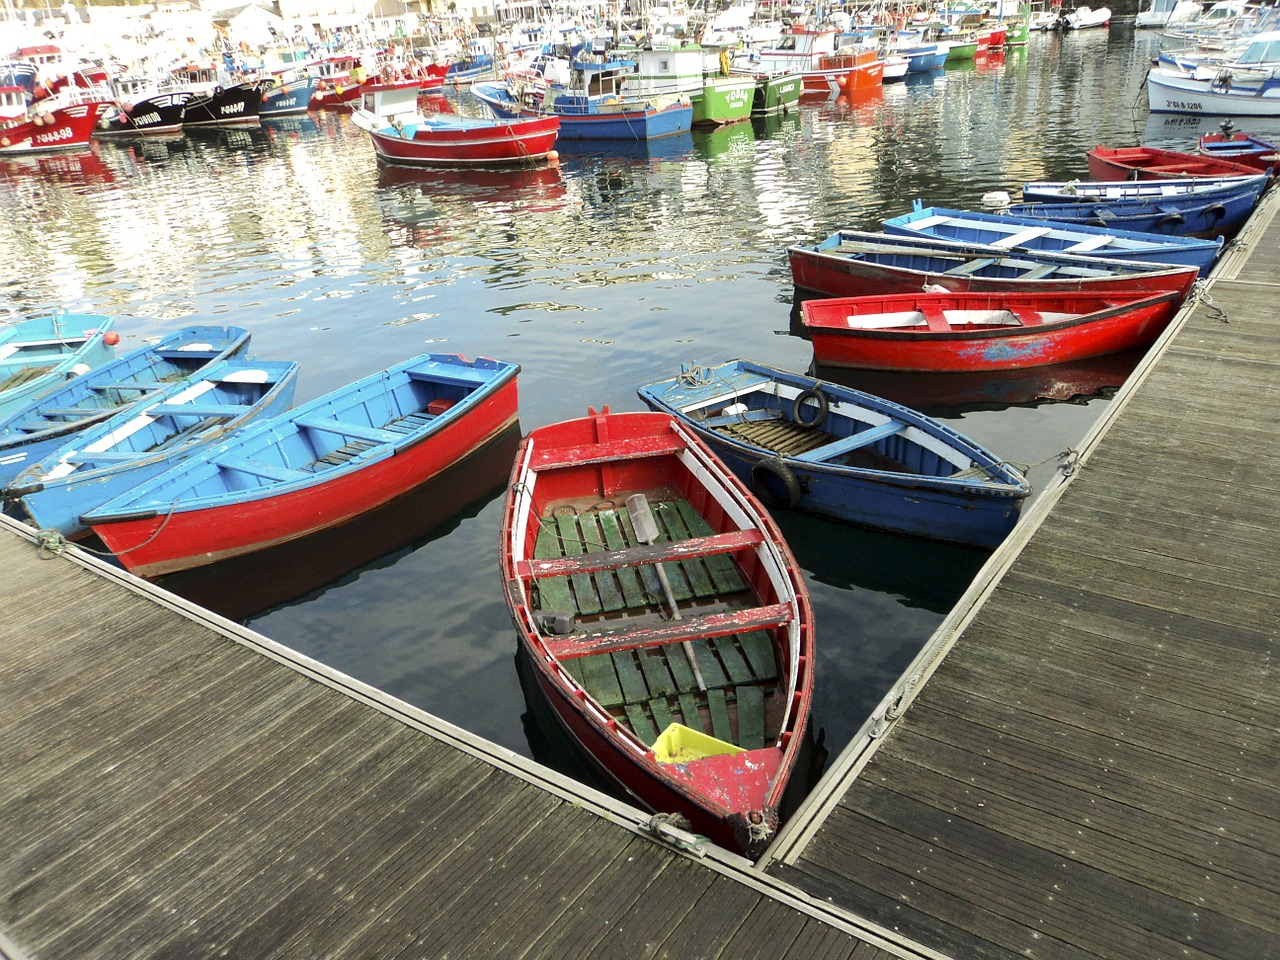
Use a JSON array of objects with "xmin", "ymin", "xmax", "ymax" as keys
[
  {"xmin": 762, "ymin": 190, "xmax": 1280, "ymax": 957},
  {"xmin": 4, "ymin": 193, "xmax": 1278, "ymax": 960}
]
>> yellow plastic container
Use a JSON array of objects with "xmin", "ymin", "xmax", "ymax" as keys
[{"xmin": 651, "ymin": 723, "xmax": 744, "ymax": 764}]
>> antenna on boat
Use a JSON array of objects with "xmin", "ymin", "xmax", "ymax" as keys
[{"xmin": 626, "ymin": 493, "xmax": 708, "ymax": 691}]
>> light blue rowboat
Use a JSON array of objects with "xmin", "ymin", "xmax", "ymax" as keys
[
  {"xmin": 3, "ymin": 357, "xmax": 298, "ymax": 539},
  {"xmin": 0, "ymin": 325, "xmax": 251, "ymax": 486},
  {"xmin": 882, "ymin": 201, "xmax": 1224, "ymax": 276},
  {"xmin": 638, "ymin": 359, "xmax": 1031, "ymax": 548},
  {"xmin": 0, "ymin": 313, "xmax": 116, "ymax": 418}
]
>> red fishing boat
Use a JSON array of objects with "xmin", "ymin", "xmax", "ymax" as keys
[
  {"xmin": 801, "ymin": 288, "xmax": 1189, "ymax": 371},
  {"xmin": 788, "ymin": 230, "xmax": 1201, "ymax": 299},
  {"xmin": 1197, "ymin": 121, "xmax": 1280, "ymax": 173},
  {"xmin": 0, "ymin": 98, "xmax": 109, "ymax": 154},
  {"xmin": 500, "ymin": 409, "xmax": 815, "ymax": 856},
  {"xmin": 1087, "ymin": 144, "xmax": 1262, "ymax": 181}
]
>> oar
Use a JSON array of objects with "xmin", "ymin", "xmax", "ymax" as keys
[{"xmin": 625, "ymin": 493, "xmax": 707, "ymax": 693}]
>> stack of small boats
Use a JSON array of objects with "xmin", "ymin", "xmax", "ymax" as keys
[{"xmin": 789, "ymin": 141, "xmax": 1271, "ymax": 375}]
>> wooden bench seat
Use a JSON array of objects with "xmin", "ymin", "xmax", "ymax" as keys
[
  {"xmin": 296, "ymin": 417, "xmax": 399, "ymax": 445},
  {"xmin": 216, "ymin": 456, "xmax": 310, "ymax": 483},
  {"xmin": 793, "ymin": 421, "xmax": 905, "ymax": 462},
  {"xmin": 944, "ymin": 257, "xmax": 998, "ymax": 277},
  {"xmin": 545, "ymin": 603, "xmax": 793, "ymax": 659}
]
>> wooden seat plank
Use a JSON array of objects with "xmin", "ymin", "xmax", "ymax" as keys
[
  {"xmin": 919, "ymin": 304, "xmax": 952, "ymax": 333},
  {"xmin": 638, "ymin": 648, "xmax": 677, "ymax": 698},
  {"xmin": 555, "ymin": 513, "xmax": 603, "ymax": 615},
  {"xmin": 707, "ymin": 688, "xmax": 733, "ymax": 742},
  {"xmin": 737, "ymin": 630, "xmax": 779, "ymax": 681},
  {"xmin": 793, "ymin": 421, "xmax": 905, "ymax": 463},
  {"xmin": 677, "ymin": 692, "xmax": 704, "ymax": 733},
  {"xmin": 215, "ymin": 456, "xmax": 309, "ymax": 483},
  {"xmin": 736, "ymin": 685, "xmax": 766, "ymax": 750},
  {"xmin": 578, "ymin": 653, "xmax": 624, "ymax": 708},
  {"xmin": 532, "ymin": 521, "xmax": 575, "ymax": 613},
  {"xmin": 547, "ymin": 604, "xmax": 793, "ymax": 659},
  {"xmin": 624, "ymin": 703, "xmax": 659, "ymax": 745},
  {"xmin": 610, "ymin": 650, "xmax": 649, "ymax": 704}
]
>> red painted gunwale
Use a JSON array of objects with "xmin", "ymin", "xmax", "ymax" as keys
[
  {"xmin": 802, "ymin": 288, "xmax": 1190, "ymax": 371},
  {"xmin": 90, "ymin": 374, "xmax": 518, "ymax": 577},
  {"xmin": 500, "ymin": 410, "xmax": 815, "ymax": 855}
]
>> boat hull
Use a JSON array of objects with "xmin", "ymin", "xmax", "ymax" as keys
[
  {"xmin": 638, "ymin": 361, "xmax": 1030, "ymax": 548},
  {"xmin": 359, "ymin": 114, "xmax": 560, "ymax": 166},
  {"xmin": 1087, "ymin": 144, "xmax": 1266, "ymax": 180},
  {"xmin": 803, "ymin": 291, "xmax": 1186, "ymax": 372},
  {"xmin": 1005, "ymin": 184, "xmax": 1262, "ymax": 239},
  {"xmin": 259, "ymin": 77, "xmax": 321, "ymax": 117},
  {"xmin": 182, "ymin": 82, "xmax": 263, "ymax": 127},
  {"xmin": 0, "ymin": 100, "xmax": 110, "ymax": 154},
  {"xmin": 89, "ymin": 367, "xmax": 518, "ymax": 577},
  {"xmin": 1147, "ymin": 67, "xmax": 1280, "ymax": 117},
  {"xmin": 553, "ymin": 101, "xmax": 693, "ymax": 141},
  {"xmin": 691, "ymin": 76, "xmax": 755, "ymax": 125},
  {"xmin": 97, "ymin": 92, "xmax": 191, "ymax": 135}
]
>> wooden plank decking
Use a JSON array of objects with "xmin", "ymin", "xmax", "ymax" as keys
[
  {"xmin": 0, "ymin": 514, "xmax": 910, "ymax": 960},
  {"xmin": 761, "ymin": 191, "xmax": 1280, "ymax": 958}
]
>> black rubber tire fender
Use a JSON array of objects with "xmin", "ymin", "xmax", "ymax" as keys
[
  {"xmin": 791, "ymin": 387, "xmax": 829, "ymax": 429},
  {"xmin": 751, "ymin": 457, "xmax": 801, "ymax": 510}
]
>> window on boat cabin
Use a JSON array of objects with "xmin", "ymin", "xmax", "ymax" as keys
[
  {"xmin": 778, "ymin": 35, "xmax": 797, "ymax": 50},
  {"xmin": 1238, "ymin": 39, "xmax": 1280, "ymax": 65}
]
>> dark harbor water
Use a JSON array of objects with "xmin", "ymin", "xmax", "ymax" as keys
[{"xmin": 0, "ymin": 28, "xmax": 1228, "ymax": 804}]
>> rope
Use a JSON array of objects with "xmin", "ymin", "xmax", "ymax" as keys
[
  {"xmin": 31, "ymin": 496, "xmax": 183, "ymax": 564},
  {"xmin": 1188, "ymin": 281, "xmax": 1229, "ymax": 323}
]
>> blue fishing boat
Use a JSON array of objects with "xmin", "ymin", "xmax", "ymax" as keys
[
  {"xmin": 3, "ymin": 358, "xmax": 298, "ymax": 539},
  {"xmin": 0, "ymin": 325, "xmax": 251, "ymax": 486},
  {"xmin": 84, "ymin": 353, "xmax": 520, "ymax": 578},
  {"xmin": 258, "ymin": 72, "xmax": 321, "ymax": 117},
  {"xmin": 637, "ymin": 360, "xmax": 1031, "ymax": 548},
  {"xmin": 882, "ymin": 201, "xmax": 1223, "ymax": 276},
  {"xmin": 1, "ymin": 313, "xmax": 117, "ymax": 418},
  {"xmin": 1002, "ymin": 176, "xmax": 1267, "ymax": 238}
]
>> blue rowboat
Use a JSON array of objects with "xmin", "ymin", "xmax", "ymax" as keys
[
  {"xmin": 1003, "ymin": 178, "xmax": 1266, "ymax": 238},
  {"xmin": 0, "ymin": 325, "xmax": 250, "ymax": 486},
  {"xmin": 84, "ymin": 353, "xmax": 520, "ymax": 578},
  {"xmin": 1, "ymin": 313, "xmax": 116, "ymax": 418},
  {"xmin": 637, "ymin": 360, "xmax": 1031, "ymax": 548},
  {"xmin": 3, "ymin": 357, "xmax": 298, "ymax": 539},
  {"xmin": 1021, "ymin": 174, "xmax": 1269, "ymax": 203},
  {"xmin": 882, "ymin": 201, "xmax": 1223, "ymax": 276}
]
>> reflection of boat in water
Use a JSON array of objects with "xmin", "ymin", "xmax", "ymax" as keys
[
  {"xmin": 151, "ymin": 423, "xmax": 520, "ymax": 621},
  {"xmin": 376, "ymin": 161, "xmax": 567, "ymax": 206},
  {"xmin": 0, "ymin": 148, "xmax": 114, "ymax": 184},
  {"xmin": 691, "ymin": 120, "xmax": 754, "ymax": 161},
  {"xmin": 553, "ymin": 132, "xmax": 696, "ymax": 162},
  {"xmin": 751, "ymin": 109, "xmax": 801, "ymax": 139},
  {"xmin": 809, "ymin": 348, "xmax": 1141, "ymax": 411}
]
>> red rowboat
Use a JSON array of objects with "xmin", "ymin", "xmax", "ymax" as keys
[
  {"xmin": 1087, "ymin": 144, "xmax": 1262, "ymax": 181},
  {"xmin": 84, "ymin": 353, "xmax": 519, "ymax": 577},
  {"xmin": 500, "ymin": 409, "xmax": 814, "ymax": 856},
  {"xmin": 801, "ymin": 288, "xmax": 1189, "ymax": 371},
  {"xmin": 788, "ymin": 230, "xmax": 1201, "ymax": 300},
  {"xmin": 0, "ymin": 99, "xmax": 110, "ymax": 154}
]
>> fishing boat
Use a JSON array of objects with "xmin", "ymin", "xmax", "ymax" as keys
[
  {"xmin": 500, "ymin": 408, "xmax": 814, "ymax": 855},
  {"xmin": 351, "ymin": 81, "xmax": 559, "ymax": 167},
  {"xmin": 95, "ymin": 75, "xmax": 193, "ymax": 135},
  {"xmin": 1146, "ymin": 31, "xmax": 1280, "ymax": 117},
  {"xmin": 637, "ymin": 360, "xmax": 1031, "ymax": 548},
  {"xmin": 0, "ymin": 97, "xmax": 111, "ymax": 154},
  {"xmin": 788, "ymin": 230, "xmax": 1202, "ymax": 299},
  {"xmin": 800, "ymin": 288, "xmax": 1188, "ymax": 372},
  {"xmin": 0, "ymin": 313, "xmax": 117, "ymax": 417},
  {"xmin": 0, "ymin": 325, "xmax": 250, "ymax": 486},
  {"xmin": 1086, "ymin": 144, "xmax": 1263, "ymax": 180},
  {"xmin": 615, "ymin": 43, "xmax": 756, "ymax": 127},
  {"xmin": 742, "ymin": 71, "xmax": 803, "ymax": 114},
  {"xmin": 165, "ymin": 64, "xmax": 263, "ymax": 128},
  {"xmin": 882, "ymin": 202, "xmax": 1224, "ymax": 275},
  {"xmin": 84, "ymin": 353, "xmax": 518, "ymax": 578},
  {"xmin": 1002, "ymin": 179, "xmax": 1265, "ymax": 238},
  {"xmin": 3, "ymin": 358, "xmax": 298, "ymax": 538},
  {"xmin": 258, "ymin": 71, "xmax": 321, "ymax": 118}
]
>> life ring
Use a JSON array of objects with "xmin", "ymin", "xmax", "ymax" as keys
[
  {"xmin": 791, "ymin": 388, "xmax": 829, "ymax": 429},
  {"xmin": 751, "ymin": 457, "xmax": 801, "ymax": 510}
]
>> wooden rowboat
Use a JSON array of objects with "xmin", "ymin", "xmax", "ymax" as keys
[
  {"xmin": 500, "ymin": 409, "xmax": 814, "ymax": 855},
  {"xmin": 638, "ymin": 360, "xmax": 1031, "ymax": 548},
  {"xmin": 0, "ymin": 325, "xmax": 250, "ymax": 486},
  {"xmin": 1086, "ymin": 144, "xmax": 1262, "ymax": 181},
  {"xmin": 801, "ymin": 288, "xmax": 1189, "ymax": 372},
  {"xmin": 787, "ymin": 230, "xmax": 1201, "ymax": 299},
  {"xmin": 84, "ymin": 353, "xmax": 519, "ymax": 577},
  {"xmin": 1021, "ymin": 173, "xmax": 1269, "ymax": 203},
  {"xmin": 0, "ymin": 312, "xmax": 117, "ymax": 418}
]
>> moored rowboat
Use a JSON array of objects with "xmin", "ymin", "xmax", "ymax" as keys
[
  {"xmin": 0, "ymin": 312, "xmax": 117, "ymax": 418},
  {"xmin": 801, "ymin": 288, "xmax": 1188, "ymax": 371},
  {"xmin": 0, "ymin": 325, "xmax": 251, "ymax": 486},
  {"xmin": 1086, "ymin": 144, "xmax": 1263, "ymax": 181},
  {"xmin": 638, "ymin": 360, "xmax": 1031, "ymax": 548},
  {"xmin": 787, "ymin": 230, "xmax": 1201, "ymax": 299},
  {"xmin": 500, "ymin": 409, "xmax": 814, "ymax": 855},
  {"xmin": 84, "ymin": 353, "xmax": 520, "ymax": 577}
]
